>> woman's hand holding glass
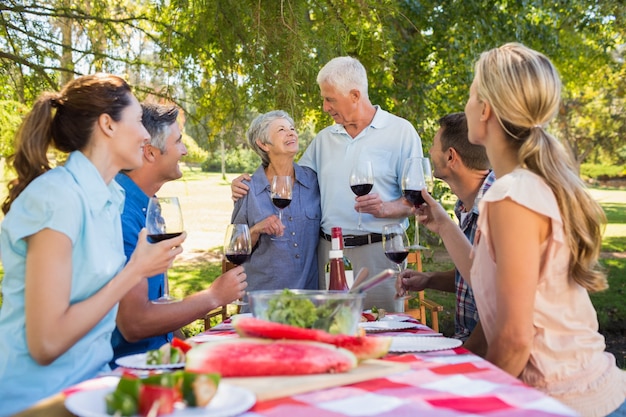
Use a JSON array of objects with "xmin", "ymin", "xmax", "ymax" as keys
[{"xmin": 401, "ymin": 157, "xmax": 434, "ymax": 250}]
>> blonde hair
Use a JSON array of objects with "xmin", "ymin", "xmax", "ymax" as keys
[{"xmin": 474, "ymin": 43, "xmax": 607, "ymax": 292}]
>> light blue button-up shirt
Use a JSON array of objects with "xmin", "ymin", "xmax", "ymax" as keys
[
  {"xmin": 231, "ymin": 163, "xmax": 320, "ymax": 300},
  {"xmin": 0, "ymin": 151, "xmax": 126, "ymax": 416},
  {"xmin": 298, "ymin": 106, "xmax": 423, "ymax": 235}
]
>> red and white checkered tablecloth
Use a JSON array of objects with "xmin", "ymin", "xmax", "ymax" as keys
[
  {"xmin": 233, "ymin": 348, "xmax": 579, "ymax": 417},
  {"xmin": 201, "ymin": 317, "xmax": 580, "ymax": 417}
]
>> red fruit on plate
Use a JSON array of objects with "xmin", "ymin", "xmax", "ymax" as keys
[
  {"xmin": 171, "ymin": 337, "xmax": 193, "ymax": 353},
  {"xmin": 232, "ymin": 316, "xmax": 391, "ymax": 360},
  {"xmin": 361, "ymin": 312, "xmax": 376, "ymax": 322},
  {"xmin": 138, "ymin": 384, "xmax": 175, "ymax": 416}
]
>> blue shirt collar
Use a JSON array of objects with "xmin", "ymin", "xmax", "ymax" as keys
[
  {"xmin": 115, "ymin": 172, "xmax": 150, "ymax": 204},
  {"xmin": 329, "ymin": 105, "xmax": 388, "ymax": 135},
  {"xmin": 250, "ymin": 163, "xmax": 315, "ymax": 196}
]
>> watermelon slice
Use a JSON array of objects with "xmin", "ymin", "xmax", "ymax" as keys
[
  {"xmin": 232, "ymin": 316, "xmax": 391, "ymax": 361},
  {"xmin": 185, "ymin": 338, "xmax": 357, "ymax": 377}
]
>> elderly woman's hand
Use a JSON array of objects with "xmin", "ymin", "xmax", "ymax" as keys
[{"xmin": 251, "ymin": 215, "xmax": 285, "ymax": 239}]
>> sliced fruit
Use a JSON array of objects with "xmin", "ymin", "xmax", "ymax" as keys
[
  {"xmin": 361, "ymin": 312, "xmax": 376, "ymax": 322},
  {"xmin": 233, "ymin": 316, "xmax": 391, "ymax": 360},
  {"xmin": 185, "ymin": 338, "xmax": 357, "ymax": 377},
  {"xmin": 138, "ymin": 384, "xmax": 175, "ymax": 416},
  {"xmin": 180, "ymin": 371, "xmax": 221, "ymax": 407}
]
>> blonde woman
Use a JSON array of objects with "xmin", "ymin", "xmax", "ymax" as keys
[{"xmin": 407, "ymin": 43, "xmax": 625, "ymax": 416}]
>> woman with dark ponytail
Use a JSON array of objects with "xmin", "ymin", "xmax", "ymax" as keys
[
  {"xmin": 0, "ymin": 74, "xmax": 186, "ymax": 415},
  {"xmin": 410, "ymin": 44, "xmax": 625, "ymax": 417}
]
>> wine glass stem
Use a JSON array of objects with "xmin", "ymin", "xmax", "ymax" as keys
[
  {"xmin": 278, "ymin": 209, "xmax": 283, "ymax": 222},
  {"xmin": 162, "ymin": 272, "xmax": 170, "ymax": 298},
  {"xmin": 414, "ymin": 223, "xmax": 420, "ymax": 246},
  {"xmin": 358, "ymin": 209, "xmax": 362, "ymax": 230}
]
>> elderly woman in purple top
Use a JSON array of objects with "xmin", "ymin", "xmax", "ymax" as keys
[{"xmin": 231, "ymin": 110, "xmax": 320, "ymax": 305}]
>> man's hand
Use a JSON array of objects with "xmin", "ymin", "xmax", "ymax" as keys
[
  {"xmin": 396, "ymin": 269, "xmax": 431, "ymax": 297},
  {"xmin": 354, "ymin": 193, "xmax": 383, "ymax": 216},
  {"xmin": 231, "ymin": 174, "xmax": 251, "ymax": 201},
  {"xmin": 210, "ymin": 265, "xmax": 247, "ymax": 306}
]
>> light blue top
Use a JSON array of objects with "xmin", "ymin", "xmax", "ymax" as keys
[
  {"xmin": 231, "ymin": 163, "xmax": 320, "ymax": 299},
  {"xmin": 0, "ymin": 151, "xmax": 126, "ymax": 416},
  {"xmin": 298, "ymin": 106, "xmax": 423, "ymax": 235}
]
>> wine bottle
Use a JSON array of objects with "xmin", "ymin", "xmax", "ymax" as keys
[{"xmin": 328, "ymin": 227, "xmax": 349, "ymax": 291}]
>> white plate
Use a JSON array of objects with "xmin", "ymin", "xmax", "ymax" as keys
[
  {"xmin": 389, "ymin": 336, "xmax": 462, "ymax": 353},
  {"xmin": 358, "ymin": 321, "xmax": 419, "ymax": 332},
  {"xmin": 379, "ymin": 314, "xmax": 412, "ymax": 322},
  {"xmin": 362, "ymin": 311, "xmax": 412, "ymax": 322},
  {"xmin": 115, "ymin": 352, "xmax": 184, "ymax": 370},
  {"xmin": 65, "ymin": 381, "xmax": 256, "ymax": 417}
]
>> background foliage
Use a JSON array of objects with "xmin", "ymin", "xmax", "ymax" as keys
[{"xmin": 0, "ymin": 0, "xmax": 625, "ymax": 174}]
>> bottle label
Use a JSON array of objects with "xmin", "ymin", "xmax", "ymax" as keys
[{"xmin": 331, "ymin": 226, "xmax": 344, "ymax": 250}]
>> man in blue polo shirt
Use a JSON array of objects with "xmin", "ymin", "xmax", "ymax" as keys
[{"xmin": 111, "ymin": 103, "xmax": 247, "ymax": 363}]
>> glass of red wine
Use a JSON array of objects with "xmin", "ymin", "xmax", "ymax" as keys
[
  {"xmin": 146, "ymin": 196, "xmax": 184, "ymax": 304},
  {"xmin": 223, "ymin": 223, "xmax": 252, "ymax": 305},
  {"xmin": 270, "ymin": 175, "xmax": 292, "ymax": 240},
  {"xmin": 349, "ymin": 160, "xmax": 374, "ymax": 230},
  {"xmin": 401, "ymin": 157, "xmax": 434, "ymax": 250},
  {"xmin": 382, "ymin": 223, "xmax": 412, "ymax": 300}
]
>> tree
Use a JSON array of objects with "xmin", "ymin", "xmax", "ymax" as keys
[{"xmin": 0, "ymin": 0, "xmax": 624, "ymax": 168}]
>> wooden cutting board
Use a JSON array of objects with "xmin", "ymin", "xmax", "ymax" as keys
[{"xmin": 223, "ymin": 359, "xmax": 409, "ymax": 401}]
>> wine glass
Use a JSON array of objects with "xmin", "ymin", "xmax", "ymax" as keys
[
  {"xmin": 382, "ymin": 223, "xmax": 413, "ymax": 300},
  {"xmin": 270, "ymin": 175, "xmax": 293, "ymax": 240},
  {"xmin": 382, "ymin": 223, "xmax": 410, "ymax": 274},
  {"xmin": 223, "ymin": 223, "xmax": 252, "ymax": 305},
  {"xmin": 146, "ymin": 196, "xmax": 184, "ymax": 304},
  {"xmin": 401, "ymin": 157, "xmax": 434, "ymax": 250},
  {"xmin": 349, "ymin": 160, "xmax": 374, "ymax": 230}
]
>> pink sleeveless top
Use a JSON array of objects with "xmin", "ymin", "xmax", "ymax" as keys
[{"xmin": 471, "ymin": 168, "xmax": 625, "ymax": 417}]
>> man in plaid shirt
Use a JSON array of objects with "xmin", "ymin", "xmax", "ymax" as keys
[{"xmin": 398, "ymin": 112, "xmax": 494, "ymax": 357}]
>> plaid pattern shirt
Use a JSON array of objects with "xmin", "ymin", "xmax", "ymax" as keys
[{"xmin": 452, "ymin": 170, "xmax": 495, "ymax": 340}]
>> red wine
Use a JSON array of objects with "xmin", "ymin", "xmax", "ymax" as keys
[
  {"xmin": 272, "ymin": 197, "xmax": 291, "ymax": 209},
  {"xmin": 385, "ymin": 251, "xmax": 409, "ymax": 264},
  {"xmin": 226, "ymin": 253, "xmax": 250, "ymax": 265},
  {"xmin": 351, "ymin": 183, "xmax": 373, "ymax": 196},
  {"xmin": 403, "ymin": 189, "xmax": 425, "ymax": 207},
  {"xmin": 148, "ymin": 232, "xmax": 183, "ymax": 243}
]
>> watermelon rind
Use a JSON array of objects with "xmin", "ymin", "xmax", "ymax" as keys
[{"xmin": 232, "ymin": 316, "xmax": 391, "ymax": 360}]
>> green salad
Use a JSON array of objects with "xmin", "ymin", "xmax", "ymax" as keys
[{"xmin": 265, "ymin": 289, "xmax": 355, "ymax": 334}]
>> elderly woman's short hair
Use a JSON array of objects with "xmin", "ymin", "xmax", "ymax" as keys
[{"xmin": 247, "ymin": 110, "xmax": 295, "ymax": 167}]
